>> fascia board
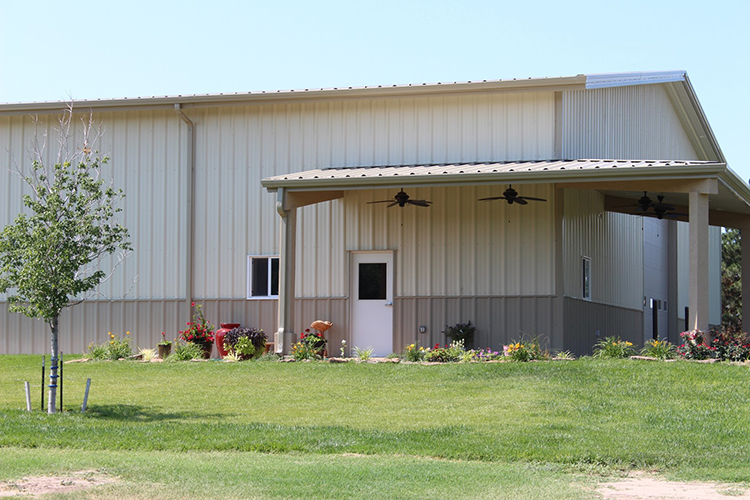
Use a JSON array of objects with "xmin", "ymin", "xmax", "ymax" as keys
[
  {"xmin": 0, "ymin": 76, "xmax": 588, "ymax": 116},
  {"xmin": 719, "ymin": 167, "xmax": 750, "ymax": 208},
  {"xmin": 585, "ymin": 71, "xmax": 686, "ymax": 89}
]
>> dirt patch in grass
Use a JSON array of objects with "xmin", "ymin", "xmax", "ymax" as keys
[
  {"xmin": 0, "ymin": 470, "xmax": 116, "ymax": 497},
  {"xmin": 597, "ymin": 473, "xmax": 750, "ymax": 499}
]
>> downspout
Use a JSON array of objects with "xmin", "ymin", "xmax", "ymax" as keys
[{"xmin": 174, "ymin": 104, "xmax": 195, "ymax": 320}]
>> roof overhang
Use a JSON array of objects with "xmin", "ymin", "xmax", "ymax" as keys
[{"xmin": 262, "ymin": 159, "xmax": 750, "ymax": 226}]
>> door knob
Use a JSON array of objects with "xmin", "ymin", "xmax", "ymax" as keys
[{"xmin": 384, "ymin": 302, "xmax": 393, "ymax": 307}]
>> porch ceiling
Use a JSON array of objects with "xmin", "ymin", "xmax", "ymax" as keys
[{"xmin": 261, "ymin": 159, "xmax": 750, "ymax": 226}]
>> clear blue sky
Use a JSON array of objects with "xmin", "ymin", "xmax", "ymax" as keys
[{"xmin": 1, "ymin": 0, "xmax": 747, "ymax": 180}]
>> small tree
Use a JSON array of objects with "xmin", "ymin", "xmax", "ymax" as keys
[
  {"xmin": 0, "ymin": 106, "xmax": 131, "ymax": 413},
  {"xmin": 721, "ymin": 228, "xmax": 742, "ymax": 334}
]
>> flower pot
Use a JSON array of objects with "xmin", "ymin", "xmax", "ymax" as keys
[
  {"xmin": 215, "ymin": 323, "xmax": 240, "ymax": 359},
  {"xmin": 198, "ymin": 341, "xmax": 213, "ymax": 359},
  {"xmin": 157, "ymin": 344, "xmax": 171, "ymax": 359}
]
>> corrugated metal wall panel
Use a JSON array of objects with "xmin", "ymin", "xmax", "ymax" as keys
[
  {"xmin": 395, "ymin": 296, "xmax": 556, "ymax": 353},
  {"xmin": 563, "ymin": 189, "xmax": 643, "ymax": 310},
  {"xmin": 562, "ymin": 85, "xmax": 699, "ymax": 160},
  {"xmin": 344, "ymin": 185, "xmax": 555, "ymax": 297},
  {"xmin": 2, "ymin": 91, "xmax": 556, "ymax": 352},
  {"xmin": 0, "ymin": 110, "xmax": 186, "ymax": 302},
  {"xmin": 563, "ymin": 297, "xmax": 643, "ymax": 354}
]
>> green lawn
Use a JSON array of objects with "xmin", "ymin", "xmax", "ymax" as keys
[{"xmin": 1, "ymin": 356, "xmax": 749, "ymax": 498}]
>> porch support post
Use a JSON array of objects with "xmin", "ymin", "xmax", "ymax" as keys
[
  {"xmin": 741, "ymin": 225, "xmax": 750, "ymax": 334},
  {"xmin": 688, "ymin": 191, "xmax": 709, "ymax": 332},
  {"xmin": 275, "ymin": 188, "xmax": 297, "ymax": 354},
  {"xmin": 552, "ymin": 186, "xmax": 565, "ymax": 351}
]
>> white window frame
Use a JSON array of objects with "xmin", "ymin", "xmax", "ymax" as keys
[
  {"xmin": 582, "ymin": 256, "xmax": 592, "ymax": 300},
  {"xmin": 246, "ymin": 255, "xmax": 279, "ymax": 300}
]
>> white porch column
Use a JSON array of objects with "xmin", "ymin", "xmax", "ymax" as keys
[
  {"xmin": 275, "ymin": 188, "xmax": 296, "ymax": 354},
  {"xmin": 688, "ymin": 191, "xmax": 709, "ymax": 332}
]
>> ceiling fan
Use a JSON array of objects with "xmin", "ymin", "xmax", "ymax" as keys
[
  {"xmin": 478, "ymin": 185, "xmax": 547, "ymax": 205},
  {"xmin": 620, "ymin": 192, "xmax": 688, "ymax": 219},
  {"xmin": 367, "ymin": 189, "xmax": 432, "ymax": 208}
]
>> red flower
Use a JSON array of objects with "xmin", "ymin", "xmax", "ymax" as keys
[{"xmin": 191, "ymin": 302, "xmax": 195, "ymax": 307}]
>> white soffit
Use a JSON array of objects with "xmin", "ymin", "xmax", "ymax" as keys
[
  {"xmin": 261, "ymin": 159, "xmax": 723, "ymax": 190},
  {"xmin": 585, "ymin": 71, "xmax": 686, "ymax": 89}
]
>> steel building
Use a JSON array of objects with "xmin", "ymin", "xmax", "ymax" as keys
[{"xmin": 1, "ymin": 71, "xmax": 748, "ymax": 356}]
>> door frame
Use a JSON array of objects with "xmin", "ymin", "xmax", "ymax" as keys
[{"xmin": 348, "ymin": 250, "xmax": 396, "ymax": 357}]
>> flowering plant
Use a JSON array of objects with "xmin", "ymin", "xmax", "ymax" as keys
[
  {"xmin": 425, "ymin": 340, "xmax": 465, "ymax": 362},
  {"xmin": 505, "ymin": 334, "xmax": 549, "ymax": 361},
  {"xmin": 592, "ymin": 336, "xmax": 635, "ymax": 359},
  {"xmin": 158, "ymin": 331, "xmax": 172, "ymax": 347},
  {"xmin": 180, "ymin": 302, "xmax": 214, "ymax": 344},
  {"xmin": 640, "ymin": 339, "xmax": 676, "ymax": 360},
  {"xmin": 710, "ymin": 328, "xmax": 750, "ymax": 362},
  {"xmin": 300, "ymin": 328, "xmax": 327, "ymax": 352},
  {"xmin": 404, "ymin": 343, "xmax": 426, "ymax": 362},
  {"xmin": 677, "ymin": 330, "xmax": 714, "ymax": 360}
]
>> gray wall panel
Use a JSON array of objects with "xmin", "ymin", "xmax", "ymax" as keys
[{"xmin": 563, "ymin": 297, "xmax": 643, "ymax": 355}]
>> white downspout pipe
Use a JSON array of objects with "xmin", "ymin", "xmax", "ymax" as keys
[{"xmin": 174, "ymin": 104, "xmax": 195, "ymax": 321}]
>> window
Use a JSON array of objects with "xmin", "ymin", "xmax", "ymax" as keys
[
  {"xmin": 247, "ymin": 256, "xmax": 279, "ymax": 299},
  {"xmin": 582, "ymin": 256, "xmax": 591, "ymax": 300}
]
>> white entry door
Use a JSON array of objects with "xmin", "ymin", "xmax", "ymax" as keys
[{"xmin": 351, "ymin": 252, "xmax": 394, "ymax": 357}]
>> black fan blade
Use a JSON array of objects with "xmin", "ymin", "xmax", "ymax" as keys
[
  {"xmin": 387, "ymin": 202, "xmax": 399, "ymax": 208},
  {"xmin": 408, "ymin": 199, "xmax": 432, "ymax": 207},
  {"xmin": 478, "ymin": 196, "xmax": 507, "ymax": 201},
  {"xmin": 513, "ymin": 198, "xmax": 529, "ymax": 205},
  {"xmin": 517, "ymin": 196, "xmax": 547, "ymax": 202}
]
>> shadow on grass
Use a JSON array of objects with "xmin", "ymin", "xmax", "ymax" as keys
[{"xmin": 86, "ymin": 404, "xmax": 227, "ymax": 422}]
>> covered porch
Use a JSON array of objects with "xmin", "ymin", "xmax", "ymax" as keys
[{"xmin": 262, "ymin": 159, "xmax": 750, "ymax": 355}]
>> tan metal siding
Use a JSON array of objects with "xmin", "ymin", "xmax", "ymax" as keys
[
  {"xmin": 1, "ymin": 91, "xmax": 556, "ymax": 352},
  {"xmin": 563, "ymin": 85, "xmax": 699, "ymax": 160},
  {"xmin": 344, "ymin": 185, "xmax": 556, "ymax": 298},
  {"xmin": 563, "ymin": 189, "xmax": 643, "ymax": 310}
]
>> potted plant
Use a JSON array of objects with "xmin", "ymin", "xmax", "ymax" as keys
[
  {"xmin": 179, "ymin": 302, "xmax": 214, "ymax": 358},
  {"xmin": 157, "ymin": 331, "xmax": 172, "ymax": 359},
  {"xmin": 442, "ymin": 321, "xmax": 476, "ymax": 349},
  {"xmin": 223, "ymin": 327, "xmax": 267, "ymax": 360}
]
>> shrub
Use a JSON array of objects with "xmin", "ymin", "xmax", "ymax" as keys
[
  {"xmin": 166, "ymin": 341, "xmax": 205, "ymax": 361},
  {"xmin": 139, "ymin": 348, "xmax": 157, "ymax": 361},
  {"xmin": 224, "ymin": 327, "xmax": 267, "ymax": 360},
  {"xmin": 354, "ymin": 346, "xmax": 374, "ymax": 361},
  {"xmin": 676, "ymin": 330, "xmax": 714, "ymax": 360},
  {"xmin": 443, "ymin": 321, "xmax": 476, "ymax": 347},
  {"xmin": 640, "ymin": 339, "xmax": 676, "ymax": 360},
  {"xmin": 86, "ymin": 331, "xmax": 133, "ymax": 360},
  {"xmin": 592, "ymin": 336, "xmax": 636, "ymax": 359},
  {"xmin": 711, "ymin": 329, "xmax": 750, "ymax": 362},
  {"xmin": 506, "ymin": 335, "xmax": 548, "ymax": 362},
  {"xmin": 425, "ymin": 340, "xmax": 465, "ymax": 362}
]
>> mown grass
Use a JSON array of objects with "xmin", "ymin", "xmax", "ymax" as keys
[{"xmin": 1, "ymin": 355, "xmax": 749, "ymax": 497}]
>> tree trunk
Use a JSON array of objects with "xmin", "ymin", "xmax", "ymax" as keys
[{"xmin": 48, "ymin": 314, "xmax": 59, "ymax": 414}]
